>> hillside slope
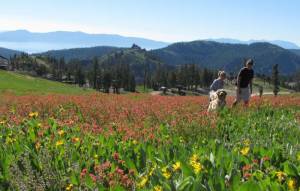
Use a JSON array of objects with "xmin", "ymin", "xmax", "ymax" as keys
[
  {"xmin": 290, "ymin": 49, "xmax": 300, "ymax": 56},
  {"xmin": 208, "ymin": 38, "xmax": 300, "ymax": 49},
  {"xmin": 98, "ymin": 47, "xmax": 171, "ymax": 82},
  {"xmin": 151, "ymin": 41, "xmax": 300, "ymax": 75},
  {"xmin": 0, "ymin": 70, "xmax": 93, "ymax": 95},
  {"xmin": 0, "ymin": 47, "xmax": 22, "ymax": 58},
  {"xmin": 37, "ymin": 46, "xmax": 121, "ymax": 61}
]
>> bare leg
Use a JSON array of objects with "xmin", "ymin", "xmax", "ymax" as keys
[
  {"xmin": 233, "ymin": 88, "xmax": 241, "ymax": 107},
  {"xmin": 232, "ymin": 99, "xmax": 239, "ymax": 107}
]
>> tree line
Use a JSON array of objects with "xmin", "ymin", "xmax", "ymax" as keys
[
  {"xmin": 149, "ymin": 63, "xmax": 216, "ymax": 91},
  {"xmin": 7, "ymin": 52, "xmax": 300, "ymax": 94}
]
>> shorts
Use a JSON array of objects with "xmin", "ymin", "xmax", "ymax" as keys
[{"xmin": 236, "ymin": 87, "xmax": 250, "ymax": 102}]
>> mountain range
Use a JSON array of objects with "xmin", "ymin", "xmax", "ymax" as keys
[
  {"xmin": 0, "ymin": 30, "xmax": 300, "ymax": 53},
  {"xmin": 1, "ymin": 30, "xmax": 300, "ymax": 76},
  {"xmin": 207, "ymin": 38, "xmax": 300, "ymax": 49},
  {"xmin": 151, "ymin": 41, "xmax": 300, "ymax": 75},
  {"xmin": 0, "ymin": 30, "xmax": 169, "ymax": 53},
  {"xmin": 0, "ymin": 47, "xmax": 22, "ymax": 58},
  {"xmin": 33, "ymin": 41, "xmax": 300, "ymax": 75}
]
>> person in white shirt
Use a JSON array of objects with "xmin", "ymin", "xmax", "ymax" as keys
[{"xmin": 209, "ymin": 71, "xmax": 226, "ymax": 100}]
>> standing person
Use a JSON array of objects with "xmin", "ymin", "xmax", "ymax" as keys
[
  {"xmin": 233, "ymin": 59, "xmax": 254, "ymax": 106},
  {"xmin": 209, "ymin": 71, "xmax": 226, "ymax": 100}
]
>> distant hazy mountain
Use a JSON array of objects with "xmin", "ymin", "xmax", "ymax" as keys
[
  {"xmin": 0, "ymin": 47, "xmax": 22, "ymax": 58},
  {"xmin": 0, "ymin": 30, "xmax": 169, "ymax": 53},
  {"xmin": 207, "ymin": 38, "xmax": 300, "ymax": 49},
  {"xmin": 151, "ymin": 41, "xmax": 300, "ymax": 75}
]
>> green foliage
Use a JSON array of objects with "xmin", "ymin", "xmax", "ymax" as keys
[{"xmin": 0, "ymin": 98, "xmax": 299, "ymax": 190}]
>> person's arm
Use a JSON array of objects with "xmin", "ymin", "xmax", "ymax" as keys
[
  {"xmin": 250, "ymin": 70, "xmax": 254, "ymax": 94},
  {"xmin": 250, "ymin": 79, "xmax": 253, "ymax": 94},
  {"xmin": 210, "ymin": 80, "xmax": 217, "ymax": 91},
  {"xmin": 236, "ymin": 70, "xmax": 243, "ymax": 93}
]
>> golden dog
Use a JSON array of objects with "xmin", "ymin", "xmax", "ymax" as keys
[{"xmin": 208, "ymin": 89, "xmax": 227, "ymax": 112}]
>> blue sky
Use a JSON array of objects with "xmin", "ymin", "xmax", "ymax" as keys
[{"xmin": 1, "ymin": 0, "xmax": 299, "ymax": 44}]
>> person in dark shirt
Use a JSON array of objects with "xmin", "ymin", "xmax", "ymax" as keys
[{"xmin": 233, "ymin": 59, "xmax": 254, "ymax": 106}]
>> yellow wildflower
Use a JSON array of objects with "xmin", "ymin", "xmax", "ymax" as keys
[
  {"xmin": 172, "ymin": 161, "xmax": 181, "ymax": 171},
  {"xmin": 66, "ymin": 183, "xmax": 73, "ymax": 191},
  {"xmin": 0, "ymin": 120, "xmax": 6, "ymax": 125},
  {"xmin": 137, "ymin": 176, "xmax": 148, "ymax": 188},
  {"xmin": 297, "ymin": 153, "xmax": 300, "ymax": 161},
  {"xmin": 243, "ymin": 139, "xmax": 250, "ymax": 146},
  {"xmin": 132, "ymin": 140, "xmax": 138, "ymax": 145},
  {"xmin": 162, "ymin": 166, "xmax": 171, "ymax": 179},
  {"xmin": 179, "ymin": 137, "xmax": 184, "ymax": 143},
  {"xmin": 240, "ymin": 147, "xmax": 250, "ymax": 156},
  {"xmin": 275, "ymin": 171, "xmax": 287, "ymax": 182},
  {"xmin": 94, "ymin": 154, "xmax": 99, "ymax": 159},
  {"xmin": 5, "ymin": 137, "xmax": 14, "ymax": 144},
  {"xmin": 149, "ymin": 167, "xmax": 156, "ymax": 176},
  {"xmin": 35, "ymin": 142, "xmax": 41, "ymax": 150},
  {"xmin": 37, "ymin": 123, "xmax": 42, "ymax": 128},
  {"xmin": 55, "ymin": 140, "xmax": 64, "ymax": 147},
  {"xmin": 58, "ymin": 130, "xmax": 65, "ymax": 136},
  {"xmin": 190, "ymin": 154, "xmax": 199, "ymax": 163},
  {"xmin": 72, "ymin": 137, "xmax": 80, "ymax": 143},
  {"xmin": 29, "ymin": 111, "xmax": 38, "ymax": 118},
  {"xmin": 189, "ymin": 154, "xmax": 202, "ymax": 174},
  {"xmin": 153, "ymin": 185, "xmax": 163, "ymax": 191},
  {"xmin": 192, "ymin": 162, "xmax": 202, "ymax": 174},
  {"xmin": 288, "ymin": 179, "xmax": 296, "ymax": 190}
]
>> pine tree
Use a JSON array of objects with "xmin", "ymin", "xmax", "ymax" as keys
[
  {"xmin": 129, "ymin": 74, "xmax": 136, "ymax": 92},
  {"xmin": 103, "ymin": 72, "xmax": 112, "ymax": 93},
  {"xmin": 58, "ymin": 57, "xmax": 66, "ymax": 81},
  {"xmin": 168, "ymin": 71, "xmax": 177, "ymax": 88},
  {"xmin": 92, "ymin": 57, "xmax": 99, "ymax": 89},
  {"xmin": 202, "ymin": 68, "xmax": 210, "ymax": 87},
  {"xmin": 272, "ymin": 64, "xmax": 280, "ymax": 96}
]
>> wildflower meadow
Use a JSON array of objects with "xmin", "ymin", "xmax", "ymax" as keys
[{"xmin": 0, "ymin": 93, "xmax": 299, "ymax": 190}]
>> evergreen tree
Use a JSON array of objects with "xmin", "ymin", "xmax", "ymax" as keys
[
  {"xmin": 92, "ymin": 57, "xmax": 99, "ymax": 89},
  {"xmin": 73, "ymin": 61, "xmax": 85, "ymax": 86},
  {"xmin": 201, "ymin": 68, "xmax": 210, "ymax": 87},
  {"xmin": 168, "ymin": 71, "xmax": 177, "ymax": 88},
  {"xmin": 103, "ymin": 72, "xmax": 112, "ymax": 93},
  {"xmin": 58, "ymin": 57, "xmax": 66, "ymax": 81},
  {"xmin": 129, "ymin": 74, "xmax": 136, "ymax": 92},
  {"xmin": 272, "ymin": 64, "xmax": 280, "ymax": 96}
]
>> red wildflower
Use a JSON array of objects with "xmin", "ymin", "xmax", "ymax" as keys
[
  {"xmin": 80, "ymin": 168, "xmax": 88, "ymax": 178},
  {"xmin": 89, "ymin": 173, "xmax": 97, "ymax": 182},
  {"xmin": 242, "ymin": 164, "xmax": 252, "ymax": 172},
  {"xmin": 113, "ymin": 152, "xmax": 119, "ymax": 160},
  {"xmin": 243, "ymin": 172, "xmax": 252, "ymax": 179},
  {"xmin": 252, "ymin": 159, "xmax": 259, "ymax": 164}
]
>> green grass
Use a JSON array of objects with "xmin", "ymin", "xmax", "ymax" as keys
[
  {"xmin": 136, "ymin": 85, "xmax": 153, "ymax": 93},
  {"xmin": 0, "ymin": 70, "xmax": 94, "ymax": 95}
]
